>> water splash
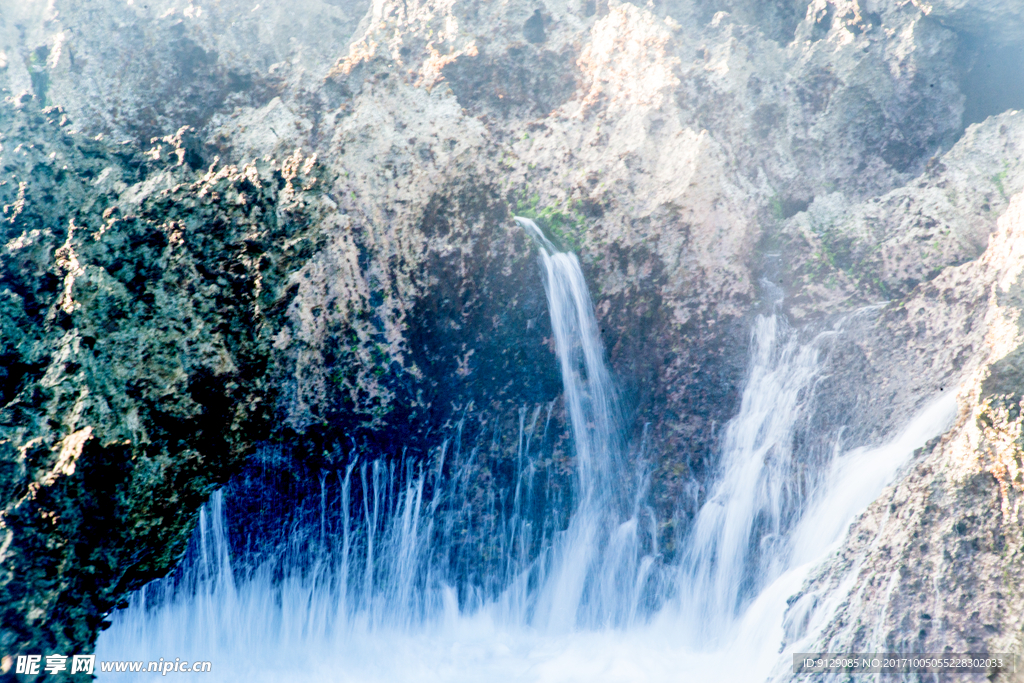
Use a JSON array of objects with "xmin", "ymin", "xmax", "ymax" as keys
[
  {"xmin": 679, "ymin": 314, "xmax": 822, "ymax": 639},
  {"xmin": 96, "ymin": 218, "xmax": 956, "ymax": 682},
  {"xmin": 513, "ymin": 216, "xmax": 640, "ymax": 631}
]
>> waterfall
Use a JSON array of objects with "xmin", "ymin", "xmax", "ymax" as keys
[
  {"xmin": 95, "ymin": 218, "xmax": 956, "ymax": 682},
  {"xmin": 678, "ymin": 313, "xmax": 824, "ymax": 639},
  {"xmin": 513, "ymin": 216, "xmax": 637, "ymax": 631}
]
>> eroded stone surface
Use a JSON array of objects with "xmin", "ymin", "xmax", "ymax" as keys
[
  {"xmin": 782, "ymin": 191, "xmax": 1024, "ymax": 681},
  {"xmin": 4, "ymin": 0, "xmax": 1024, "ymax": 670},
  {"xmin": 0, "ymin": 98, "xmax": 323, "ymax": 660}
]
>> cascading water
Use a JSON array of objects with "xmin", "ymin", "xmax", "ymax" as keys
[
  {"xmin": 96, "ymin": 218, "xmax": 956, "ymax": 682},
  {"xmin": 511, "ymin": 216, "xmax": 643, "ymax": 631},
  {"xmin": 678, "ymin": 313, "xmax": 823, "ymax": 640}
]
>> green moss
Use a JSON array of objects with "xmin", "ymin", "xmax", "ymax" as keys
[
  {"xmin": 993, "ymin": 164, "xmax": 1009, "ymax": 201},
  {"xmin": 803, "ymin": 216, "xmax": 894, "ymax": 298},
  {"xmin": 513, "ymin": 193, "xmax": 588, "ymax": 252},
  {"xmin": 27, "ymin": 46, "xmax": 50, "ymax": 104}
]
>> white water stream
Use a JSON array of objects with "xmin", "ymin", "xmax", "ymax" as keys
[{"xmin": 96, "ymin": 218, "xmax": 956, "ymax": 681}]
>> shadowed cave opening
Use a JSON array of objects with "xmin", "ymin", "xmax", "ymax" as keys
[{"xmin": 959, "ymin": 33, "xmax": 1024, "ymax": 129}]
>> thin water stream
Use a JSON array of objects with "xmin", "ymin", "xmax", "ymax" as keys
[{"xmin": 96, "ymin": 218, "xmax": 956, "ymax": 681}]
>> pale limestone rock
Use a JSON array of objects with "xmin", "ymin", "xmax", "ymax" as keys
[{"xmin": 4, "ymin": 0, "xmax": 1024, "ymax": 669}]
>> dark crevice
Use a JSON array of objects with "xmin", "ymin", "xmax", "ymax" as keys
[{"xmin": 957, "ymin": 34, "xmax": 1024, "ymax": 130}]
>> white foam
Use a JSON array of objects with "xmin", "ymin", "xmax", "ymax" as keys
[{"xmin": 97, "ymin": 221, "xmax": 957, "ymax": 681}]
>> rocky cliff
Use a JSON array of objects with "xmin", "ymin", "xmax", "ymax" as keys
[{"xmin": 3, "ymin": 0, "xmax": 1024, "ymax": 676}]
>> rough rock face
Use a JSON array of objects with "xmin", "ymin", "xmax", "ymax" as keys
[
  {"xmin": 0, "ymin": 0, "xmax": 370, "ymax": 144},
  {"xmin": 771, "ymin": 111, "xmax": 1024, "ymax": 443},
  {"xmin": 782, "ymin": 189, "xmax": 1024, "ymax": 681},
  {"xmin": 0, "ymin": 97, "xmax": 327, "ymax": 661},
  {"xmin": 3, "ymin": 0, "xmax": 1024, "ymax": 673}
]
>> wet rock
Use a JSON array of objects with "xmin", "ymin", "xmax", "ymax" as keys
[
  {"xmin": 0, "ymin": 99, "xmax": 322, "ymax": 662},
  {"xmin": 783, "ymin": 189, "xmax": 1024, "ymax": 679},
  {"xmin": 3, "ymin": 0, "xmax": 1024, "ymax": 667}
]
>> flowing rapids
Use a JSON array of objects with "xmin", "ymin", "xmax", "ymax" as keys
[{"xmin": 96, "ymin": 218, "xmax": 956, "ymax": 681}]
